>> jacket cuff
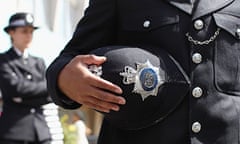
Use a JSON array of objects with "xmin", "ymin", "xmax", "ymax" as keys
[{"xmin": 46, "ymin": 54, "xmax": 81, "ymax": 109}]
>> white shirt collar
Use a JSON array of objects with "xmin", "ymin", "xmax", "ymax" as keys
[{"xmin": 13, "ymin": 47, "xmax": 29, "ymax": 59}]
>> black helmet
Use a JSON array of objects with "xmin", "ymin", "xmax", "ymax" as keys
[
  {"xmin": 4, "ymin": 12, "xmax": 38, "ymax": 33},
  {"xmin": 89, "ymin": 46, "xmax": 190, "ymax": 130}
]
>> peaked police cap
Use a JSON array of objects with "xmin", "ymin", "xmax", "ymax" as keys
[{"xmin": 89, "ymin": 46, "xmax": 190, "ymax": 130}]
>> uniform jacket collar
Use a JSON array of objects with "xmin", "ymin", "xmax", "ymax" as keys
[
  {"xmin": 7, "ymin": 47, "xmax": 22, "ymax": 59},
  {"xmin": 6, "ymin": 48, "xmax": 35, "ymax": 72},
  {"xmin": 166, "ymin": 0, "xmax": 234, "ymax": 20}
]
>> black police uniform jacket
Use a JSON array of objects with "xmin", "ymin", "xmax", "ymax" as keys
[
  {"xmin": 47, "ymin": 0, "xmax": 240, "ymax": 143},
  {"xmin": 0, "ymin": 48, "xmax": 51, "ymax": 141}
]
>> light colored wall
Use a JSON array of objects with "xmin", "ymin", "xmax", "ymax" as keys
[{"xmin": 0, "ymin": 0, "xmax": 89, "ymax": 66}]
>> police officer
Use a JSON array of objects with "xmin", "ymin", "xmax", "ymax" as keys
[
  {"xmin": 46, "ymin": 0, "xmax": 240, "ymax": 143},
  {"xmin": 0, "ymin": 12, "xmax": 52, "ymax": 144}
]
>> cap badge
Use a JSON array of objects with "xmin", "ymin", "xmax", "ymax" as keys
[
  {"xmin": 26, "ymin": 14, "xmax": 34, "ymax": 23},
  {"xmin": 120, "ymin": 60, "xmax": 165, "ymax": 100}
]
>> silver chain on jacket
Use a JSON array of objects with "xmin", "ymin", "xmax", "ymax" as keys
[{"xmin": 186, "ymin": 28, "xmax": 221, "ymax": 45}]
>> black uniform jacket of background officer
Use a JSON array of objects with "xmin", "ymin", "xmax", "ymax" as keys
[
  {"xmin": 0, "ymin": 48, "xmax": 51, "ymax": 141},
  {"xmin": 47, "ymin": 0, "xmax": 240, "ymax": 143}
]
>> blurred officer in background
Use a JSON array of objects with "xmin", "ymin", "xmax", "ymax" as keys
[
  {"xmin": 0, "ymin": 12, "xmax": 52, "ymax": 144},
  {"xmin": 46, "ymin": 0, "xmax": 240, "ymax": 144}
]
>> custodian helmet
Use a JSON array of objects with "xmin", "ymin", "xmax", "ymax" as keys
[{"xmin": 89, "ymin": 46, "xmax": 190, "ymax": 130}]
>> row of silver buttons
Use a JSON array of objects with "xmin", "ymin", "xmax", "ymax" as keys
[
  {"xmin": 143, "ymin": 18, "xmax": 240, "ymax": 38},
  {"xmin": 192, "ymin": 86, "xmax": 202, "ymax": 133},
  {"xmin": 143, "ymin": 19, "xmax": 202, "ymax": 29},
  {"xmin": 192, "ymin": 19, "xmax": 203, "ymax": 64},
  {"xmin": 191, "ymin": 19, "xmax": 204, "ymax": 134}
]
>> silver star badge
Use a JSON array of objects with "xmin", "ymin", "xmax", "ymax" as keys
[{"xmin": 120, "ymin": 60, "xmax": 165, "ymax": 101}]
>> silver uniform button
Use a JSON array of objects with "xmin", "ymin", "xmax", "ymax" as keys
[
  {"xmin": 143, "ymin": 20, "xmax": 150, "ymax": 28},
  {"xmin": 192, "ymin": 53, "xmax": 202, "ymax": 64},
  {"xmin": 11, "ymin": 72, "xmax": 17, "ymax": 77},
  {"xmin": 192, "ymin": 87, "xmax": 203, "ymax": 98},
  {"xmin": 194, "ymin": 19, "xmax": 204, "ymax": 30},
  {"xmin": 30, "ymin": 108, "xmax": 36, "ymax": 113},
  {"xmin": 192, "ymin": 122, "xmax": 201, "ymax": 133},
  {"xmin": 236, "ymin": 28, "xmax": 240, "ymax": 37},
  {"xmin": 26, "ymin": 74, "xmax": 32, "ymax": 80}
]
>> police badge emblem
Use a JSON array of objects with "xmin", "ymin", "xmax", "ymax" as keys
[{"xmin": 120, "ymin": 60, "xmax": 165, "ymax": 100}]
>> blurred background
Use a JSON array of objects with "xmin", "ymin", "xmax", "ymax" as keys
[
  {"xmin": 0, "ymin": 0, "xmax": 88, "ymax": 66},
  {"xmin": 0, "ymin": 0, "xmax": 103, "ymax": 144}
]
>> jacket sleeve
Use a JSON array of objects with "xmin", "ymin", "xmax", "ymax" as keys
[{"xmin": 46, "ymin": 0, "xmax": 118, "ymax": 109}]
